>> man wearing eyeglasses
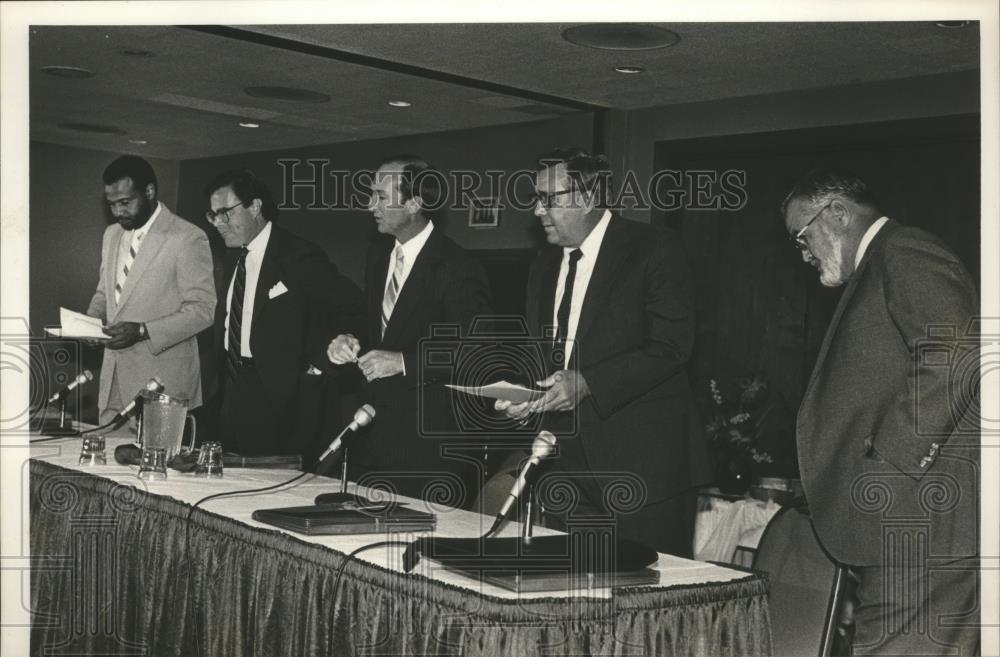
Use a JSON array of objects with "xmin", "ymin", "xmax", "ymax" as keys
[
  {"xmin": 86, "ymin": 155, "xmax": 215, "ymax": 423},
  {"xmin": 783, "ymin": 167, "xmax": 979, "ymax": 656},
  {"xmin": 496, "ymin": 148, "xmax": 710, "ymax": 557},
  {"xmin": 205, "ymin": 168, "xmax": 362, "ymax": 458}
]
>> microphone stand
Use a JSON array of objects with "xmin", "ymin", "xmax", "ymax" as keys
[
  {"xmin": 314, "ymin": 448, "xmax": 376, "ymax": 507},
  {"xmin": 521, "ymin": 483, "xmax": 535, "ymax": 540},
  {"xmin": 40, "ymin": 398, "xmax": 81, "ymax": 436}
]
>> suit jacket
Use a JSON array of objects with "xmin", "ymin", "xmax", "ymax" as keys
[
  {"xmin": 215, "ymin": 224, "xmax": 363, "ymax": 451},
  {"xmin": 87, "ymin": 205, "xmax": 216, "ymax": 411},
  {"xmin": 352, "ymin": 226, "xmax": 492, "ymax": 477},
  {"xmin": 525, "ymin": 215, "xmax": 711, "ymax": 504},
  {"xmin": 797, "ymin": 219, "xmax": 979, "ymax": 566}
]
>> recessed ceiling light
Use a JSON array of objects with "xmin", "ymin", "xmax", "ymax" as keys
[
  {"xmin": 129, "ymin": 139, "xmax": 148, "ymax": 145},
  {"xmin": 244, "ymin": 86, "xmax": 330, "ymax": 103},
  {"xmin": 239, "ymin": 121, "xmax": 260, "ymax": 128},
  {"xmin": 614, "ymin": 66, "xmax": 645, "ymax": 74},
  {"xmin": 120, "ymin": 48, "xmax": 154, "ymax": 57},
  {"xmin": 935, "ymin": 21, "xmax": 972, "ymax": 29},
  {"xmin": 57, "ymin": 122, "xmax": 126, "ymax": 135},
  {"xmin": 40, "ymin": 65, "xmax": 94, "ymax": 79},
  {"xmin": 388, "ymin": 100, "xmax": 412, "ymax": 108},
  {"xmin": 562, "ymin": 24, "xmax": 680, "ymax": 51}
]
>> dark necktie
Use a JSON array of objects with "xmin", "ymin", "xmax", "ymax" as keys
[
  {"xmin": 555, "ymin": 248, "xmax": 583, "ymax": 345},
  {"xmin": 226, "ymin": 247, "xmax": 249, "ymax": 381}
]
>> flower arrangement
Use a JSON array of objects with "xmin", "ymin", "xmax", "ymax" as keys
[{"xmin": 703, "ymin": 374, "xmax": 781, "ymax": 466}]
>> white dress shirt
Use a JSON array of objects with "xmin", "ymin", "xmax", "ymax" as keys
[
  {"xmin": 224, "ymin": 220, "xmax": 272, "ymax": 356},
  {"xmin": 551, "ymin": 209, "xmax": 612, "ymax": 363},
  {"xmin": 854, "ymin": 216, "xmax": 890, "ymax": 268}
]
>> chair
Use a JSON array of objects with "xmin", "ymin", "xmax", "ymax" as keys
[{"xmin": 752, "ymin": 506, "xmax": 850, "ymax": 657}]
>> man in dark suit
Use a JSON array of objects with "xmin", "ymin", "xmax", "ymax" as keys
[
  {"xmin": 327, "ymin": 155, "xmax": 492, "ymax": 506},
  {"xmin": 206, "ymin": 168, "xmax": 361, "ymax": 458},
  {"xmin": 783, "ymin": 168, "xmax": 979, "ymax": 656},
  {"xmin": 497, "ymin": 148, "xmax": 711, "ymax": 557}
]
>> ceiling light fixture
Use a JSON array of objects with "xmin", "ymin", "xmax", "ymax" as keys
[
  {"xmin": 562, "ymin": 24, "xmax": 680, "ymax": 51},
  {"xmin": 40, "ymin": 65, "xmax": 95, "ymax": 79},
  {"xmin": 935, "ymin": 21, "xmax": 972, "ymax": 29},
  {"xmin": 120, "ymin": 48, "xmax": 154, "ymax": 57},
  {"xmin": 57, "ymin": 122, "xmax": 126, "ymax": 135},
  {"xmin": 244, "ymin": 86, "xmax": 330, "ymax": 103},
  {"xmin": 614, "ymin": 66, "xmax": 645, "ymax": 74},
  {"xmin": 129, "ymin": 139, "xmax": 148, "ymax": 145},
  {"xmin": 239, "ymin": 121, "xmax": 261, "ymax": 128},
  {"xmin": 388, "ymin": 100, "xmax": 412, "ymax": 108}
]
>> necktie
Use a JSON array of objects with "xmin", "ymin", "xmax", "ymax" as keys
[
  {"xmin": 226, "ymin": 247, "xmax": 249, "ymax": 381},
  {"xmin": 381, "ymin": 246, "xmax": 405, "ymax": 338},
  {"xmin": 555, "ymin": 248, "xmax": 584, "ymax": 345},
  {"xmin": 114, "ymin": 230, "xmax": 143, "ymax": 304}
]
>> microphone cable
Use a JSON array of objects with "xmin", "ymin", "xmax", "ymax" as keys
[{"xmin": 329, "ymin": 540, "xmax": 412, "ymax": 641}]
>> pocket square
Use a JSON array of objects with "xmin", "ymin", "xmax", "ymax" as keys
[{"xmin": 268, "ymin": 281, "xmax": 288, "ymax": 299}]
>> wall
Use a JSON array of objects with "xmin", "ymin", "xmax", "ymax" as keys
[
  {"xmin": 601, "ymin": 70, "xmax": 980, "ymax": 223},
  {"xmin": 176, "ymin": 113, "xmax": 595, "ymax": 288}
]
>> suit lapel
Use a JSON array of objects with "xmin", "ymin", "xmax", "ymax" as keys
[
  {"xmin": 535, "ymin": 249, "xmax": 561, "ymax": 338},
  {"xmin": 108, "ymin": 224, "xmax": 124, "ymax": 320},
  {"xmin": 805, "ymin": 219, "xmax": 897, "ymax": 392},
  {"xmin": 574, "ymin": 216, "xmax": 630, "ymax": 345},
  {"xmin": 115, "ymin": 210, "xmax": 171, "ymax": 312},
  {"xmin": 381, "ymin": 231, "xmax": 442, "ymax": 346},
  {"xmin": 368, "ymin": 239, "xmax": 393, "ymax": 346}
]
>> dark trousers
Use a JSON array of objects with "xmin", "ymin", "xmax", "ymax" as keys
[
  {"xmin": 540, "ymin": 470, "xmax": 699, "ymax": 558},
  {"xmin": 219, "ymin": 363, "xmax": 287, "ymax": 456}
]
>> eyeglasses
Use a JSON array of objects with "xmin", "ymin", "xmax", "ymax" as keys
[
  {"xmin": 206, "ymin": 202, "xmax": 244, "ymax": 225},
  {"xmin": 531, "ymin": 189, "xmax": 575, "ymax": 209},
  {"xmin": 790, "ymin": 201, "xmax": 832, "ymax": 250}
]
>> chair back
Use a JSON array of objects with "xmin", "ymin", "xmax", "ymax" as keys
[{"xmin": 752, "ymin": 506, "xmax": 848, "ymax": 657}]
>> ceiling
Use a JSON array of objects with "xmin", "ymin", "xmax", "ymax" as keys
[{"xmin": 29, "ymin": 22, "xmax": 980, "ymax": 160}]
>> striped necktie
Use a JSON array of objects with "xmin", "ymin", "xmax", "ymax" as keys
[
  {"xmin": 226, "ymin": 247, "xmax": 249, "ymax": 381},
  {"xmin": 380, "ymin": 245, "xmax": 405, "ymax": 338},
  {"xmin": 114, "ymin": 230, "xmax": 144, "ymax": 304}
]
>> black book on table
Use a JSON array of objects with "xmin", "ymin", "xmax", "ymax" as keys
[{"xmin": 252, "ymin": 503, "xmax": 436, "ymax": 535}]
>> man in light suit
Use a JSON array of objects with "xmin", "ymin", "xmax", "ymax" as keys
[
  {"xmin": 87, "ymin": 155, "xmax": 215, "ymax": 421},
  {"xmin": 783, "ymin": 168, "xmax": 979, "ymax": 656},
  {"xmin": 498, "ymin": 148, "xmax": 711, "ymax": 557},
  {"xmin": 206, "ymin": 169, "xmax": 363, "ymax": 457},
  {"xmin": 328, "ymin": 155, "xmax": 492, "ymax": 505}
]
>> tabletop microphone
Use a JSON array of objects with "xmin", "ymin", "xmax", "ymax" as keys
[
  {"xmin": 112, "ymin": 377, "xmax": 165, "ymax": 423},
  {"xmin": 46, "ymin": 370, "xmax": 93, "ymax": 405},
  {"xmin": 484, "ymin": 431, "xmax": 557, "ymax": 538},
  {"xmin": 317, "ymin": 404, "xmax": 376, "ymax": 462}
]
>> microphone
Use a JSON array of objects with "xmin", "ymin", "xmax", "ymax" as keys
[
  {"xmin": 484, "ymin": 431, "xmax": 557, "ymax": 538},
  {"xmin": 111, "ymin": 377, "xmax": 165, "ymax": 423},
  {"xmin": 317, "ymin": 404, "xmax": 375, "ymax": 462},
  {"xmin": 47, "ymin": 370, "xmax": 93, "ymax": 404}
]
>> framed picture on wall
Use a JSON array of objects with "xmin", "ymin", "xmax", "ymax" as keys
[{"xmin": 468, "ymin": 196, "xmax": 500, "ymax": 228}]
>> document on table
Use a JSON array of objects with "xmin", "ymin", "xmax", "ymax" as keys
[
  {"xmin": 446, "ymin": 380, "xmax": 545, "ymax": 403},
  {"xmin": 45, "ymin": 307, "xmax": 111, "ymax": 340}
]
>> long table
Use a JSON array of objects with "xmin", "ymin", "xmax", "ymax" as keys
[{"xmin": 29, "ymin": 437, "xmax": 772, "ymax": 656}]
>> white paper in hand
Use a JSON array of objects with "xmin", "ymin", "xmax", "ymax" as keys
[
  {"xmin": 45, "ymin": 307, "xmax": 111, "ymax": 340},
  {"xmin": 446, "ymin": 380, "xmax": 544, "ymax": 404}
]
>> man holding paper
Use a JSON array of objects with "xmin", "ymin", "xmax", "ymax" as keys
[
  {"xmin": 87, "ymin": 155, "xmax": 215, "ymax": 421},
  {"xmin": 496, "ymin": 148, "xmax": 710, "ymax": 557}
]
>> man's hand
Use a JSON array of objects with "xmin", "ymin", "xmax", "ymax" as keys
[
  {"xmin": 357, "ymin": 350, "xmax": 404, "ymax": 382},
  {"xmin": 494, "ymin": 399, "xmax": 533, "ymax": 421},
  {"xmin": 530, "ymin": 369, "xmax": 590, "ymax": 414},
  {"xmin": 327, "ymin": 334, "xmax": 361, "ymax": 364},
  {"xmin": 104, "ymin": 321, "xmax": 145, "ymax": 350}
]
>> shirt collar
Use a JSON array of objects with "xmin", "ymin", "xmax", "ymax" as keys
[
  {"xmin": 131, "ymin": 201, "xmax": 162, "ymax": 240},
  {"xmin": 567, "ymin": 209, "xmax": 612, "ymax": 260},
  {"xmin": 396, "ymin": 219, "xmax": 434, "ymax": 261},
  {"xmin": 245, "ymin": 220, "xmax": 272, "ymax": 254},
  {"xmin": 854, "ymin": 216, "xmax": 889, "ymax": 268}
]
